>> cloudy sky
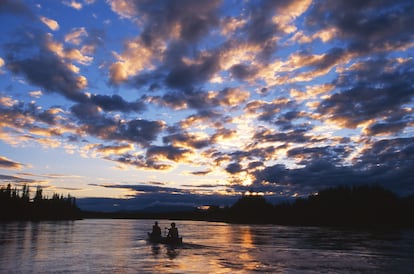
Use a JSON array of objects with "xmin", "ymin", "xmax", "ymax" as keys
[{"xmin": 1, "ymin": 0, "xmax": 413, "ymax": 211}]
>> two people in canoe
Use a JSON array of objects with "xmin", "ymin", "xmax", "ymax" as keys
[{"xmin": 150, "ymin": 221, "xmax": 180, "ymax": 239}]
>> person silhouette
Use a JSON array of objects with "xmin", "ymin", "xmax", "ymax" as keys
[
  {"xmin": 167, "ymin": 222, "xmax": 179, "ymax": 239},
  {"xmin": 151, "ymin": 221, "xmax": 161, "ymax": 238}
]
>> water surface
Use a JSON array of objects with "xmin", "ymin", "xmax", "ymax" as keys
[{"xmin": 1, "ymin": 219, "xmax": 413, "ymax": 273}]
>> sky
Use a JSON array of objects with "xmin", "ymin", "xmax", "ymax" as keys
[{"xmin": 1, "ymin": 0, "xmax": 413, "ymax": 211}]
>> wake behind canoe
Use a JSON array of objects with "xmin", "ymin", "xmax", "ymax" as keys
[{"xmin": 147, "ymin": 232, "xmax": 183, "ymax": 245}]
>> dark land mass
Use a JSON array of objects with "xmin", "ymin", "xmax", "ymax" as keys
[
  {"xmin": 2, "ymin": 184, "xmax": 413, "ymax": 227},
  {"xmin": 0, "ymin": 184, "xmax": 81, "ymax": 221},
  {"xmin": 83, "ymin": 184, "xmax": 414, "ymax": 227}
]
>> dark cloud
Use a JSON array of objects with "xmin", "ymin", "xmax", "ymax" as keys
[
  {"xmin": 311, "ymin": 47, "xmax": 346, "ymax": 71},
  {"xmin": 4, "ymin": 30, "xmax": 144, "ymax": 116},
  {"xmin": 147, "ymin": 145, "xmax": 190, "ymax": 162},
  {"xmin": 230, "ymin": 64, "xmax": 258, "ymax": 81},
  {"xmin": 252, "ymin": 137, "xmax": 414, "ymax": 196},
  {"xmin": 71, "ymin": 103, "xmax": 103, "ymax": 120},
  {"xmin": 0, "ymin": 174, "xmax": 35, "ymax": 184},
  {"xmin": 245, "ymin": 99, "xmax": 295, "ymax": 123},
  {"xmin": 287, "ymin": 145, "xmax": 350, "ymax": 166},
  {"xmin": 0, "ymin": 0, "xmax": 34, "ymax": 18},
  {"xmin": 275, "ymin": 111, "xmax": 309, "ymax": 131},
  {"xmin": 254, "ymin": 128, "xmax": 316, "ymax": 144},
  {"xmin": 160, "ymin": 88, "xmax": 213, "ymax": 110},
  {"xmin": 119, "ymin": 119, "xmax": 165, "ymax": 146},
  {"xmin": 7, "ymin": 53, "xmax": 88, "ymax": 102},
  {"xmin": 0, "ymin": 157, "xmax": 23, "ymax": 169},
  {"xmin": 225, "ymin": 162, "xmax": 243, "ymax": 174},
  {"xmin": 165, "ymin": 49, "xmax": 221, "ymax": 89},
  {"xmin": 70, "ymin": 103, "xmax": 164, "ymax": 147},
  {"xmin": 4, "ymin": 30, "xmax": 88, "ymax": 102},
  {"xmin": 247, "ymin": 161, "xmax": 264, "ymax": 170},
  {"xmin": 318, "ymin": 57, "xmax": 414, "ymax": 128},
  {"xmin": 241, "ymin": 0, "xmax": 288, "ymax": 58},
  {"xmin": 112, "ymin": 153, "xmax": 172, "ymax": 170},
  {"xmin": 307, "ymin": 0, "xmax": 414, "ymax": 53},
  {"xmin": 253, "ymin": 161, "xmax": 360, "ymax": 196},
  {"xmin": 357, "ymin": 137, "xmax": 414, "ymax": 170},
  {"xmin": 90, "ymin": 94, "xmax": 146, "ymax": 113},
  {"xmin": 95, "ymin": 143, "xmax": 132, "ymax": 154},
  {"xmin": 163, "ymin": 132, "xmax": 210, "ymax": 149},
  {"xmin": 131, "ymin": 0, "xmax": 221, "ymax": 45},
  {"xmin": 190, "ymin": 169, "xmax": 212, "ymax": 176},
  {"xmin": 111, "ymin": 0, "xmax": 222, "ymax": 88},
  {"xmin": 365, "ymin": 121, "xmax": 409, "ymax": 136}
]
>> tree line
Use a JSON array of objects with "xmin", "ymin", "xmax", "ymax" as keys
[
  {"xmin": 95, "ymin": 184, "xmax": 414, "ymax": 227},
  {"xmin": 0, "ymin": 184, "xmax": 81, "ymax": 220},
  {"xmin": 195, "ymin": 184, "xmax": 414, "ymax": 226}
]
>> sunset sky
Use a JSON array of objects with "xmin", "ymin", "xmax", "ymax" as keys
[{"xmin": 1, "ymin": 0, "xmax": 413, "ymax": 211}]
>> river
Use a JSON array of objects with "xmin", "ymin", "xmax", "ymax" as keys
[{"xmin": 1, "ymin": 219, "xmax": 413, "ymax": 273}]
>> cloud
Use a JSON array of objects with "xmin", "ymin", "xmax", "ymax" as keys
[
  {"xmin": 0, "ymin": 156, "xmax": 23, "ymax": 169},
  {"xmin": 287, "ymin": 145, "xmax": 350, "ymax": 166},
  {"xmin": 0, "ymin": 174, "xmax": 35, "ymax": 184},
  {"xmin": 0, "ymin": 0, "xmax": 34, "ymax": 18},
  {"xmin": 108, "ymin": 0, "xmax": 221, "ymax": 84},
  {"xmin": 40, "ymin": 16, "xmax": 60, "ymax": 31},
  {"xmin": 306, "ymin": 0, "xmax": 414, "ymax": 54},
  {"xmin": 70, "ymin": 104, "xmax": 164, "ymax": 146},
  {"xmin": 225, "ymin": 162, "xmax": 243, "ymax": 174},
  {"xmin": 5, "ymin": 31, "xmax": 88, "ymax": 102},
  {"xmin": 118, "ymin": 119, "xmax": 166, "ymax": 146},
  {"xmin": 254, "ymin": 128, "xmax": 315, "ymax": 144},
  {"xmin": 163, "ymin": 132, "xmax": 210, "ymax": 149},
  {"xmin": 0, "ymin": 98, "xmax": 76, "ymax": 148},
  {"xmin": 0, "ymin": 57, "xmax": 4, "ymax": 73},
  {"xmin": 1, "ymin": 0, "xmax": 414, "ymax": 204},
  {"xmin": 191, "ymin": 169, "xmax": 212, "ymax": 176},
  {"xmin": 317, "ymin": 57, "xmax": 414, "ymax": 129},
  {"xmin": 252, "ymin": 136, "xmax": 414, "ymax": 196},
  {"xmin": 65, "ymin": 27, "xmax": 88, "ymax": 45},
  {"xmin": 94, "ymin": 143, "xmax": 134, "ymax": 156},
  {"xmin": 90, "ymin": 94, "xmax": 146, "ymax": 113},
  {"xmin": 147, "ymin": 145, "xmax": 191, "ymax": 162},
  {"xmin": 63, "ymin": 1, "xmax": 83, "ymax": 10},
  {"xmin": 7, "ymin": 53, "xmax": 87, "ymax": 101},
  {"xmin": 111, "ymin": 153, "xmax": 172, "ymax": 170},
  {"xmin": 29, "ymin": 90, "xmax": 43, "ymax": 98}
]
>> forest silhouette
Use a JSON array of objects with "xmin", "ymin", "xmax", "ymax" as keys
[
  {"xmin": 2, "ymin": 183, "xmax": 413, "ymax": 226},
  {"xmin": 197, "ymin": 184, "xmax": 414, "ymax": 226},
  {"xmin": 0, "ymin": 184, "xmax": 81, "ymax": 220},
  {"xmin": 84, "ymin": 184, "xmax": 414, "ymax": 227}
]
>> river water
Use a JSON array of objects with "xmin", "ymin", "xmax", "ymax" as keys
[{"xmin": 1, "ymin": 219, "xmax": 413, "ymax": 273}]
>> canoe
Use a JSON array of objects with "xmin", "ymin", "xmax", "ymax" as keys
[{"xmin": 147, "ymin": 232, "xmax": 183, "ymax": 245}]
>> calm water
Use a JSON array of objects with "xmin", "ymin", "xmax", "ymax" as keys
[{"xmin": 1, "ymin": 219, "xmax": 414, "ymax": 273}]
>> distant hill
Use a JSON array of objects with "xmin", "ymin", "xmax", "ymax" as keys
[
  {"xmin": 140, "ymin": 204, "xmax": 197, "ymax": 213},
  {"xmin": 402, "ymin": 193, "xmax": 414, "ymax": 205},
  {"xmin": 81, "ymin": 184, "xmax": 414, "ymax": 227}
]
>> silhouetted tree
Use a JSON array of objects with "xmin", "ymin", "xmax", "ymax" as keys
[
  {"xmin": 230, "ymin": 193, "xmax": 274, "ymax": 223},
  {"xmin": 34, "ymin": 185, "xmax": 43, "ymax": 203}
]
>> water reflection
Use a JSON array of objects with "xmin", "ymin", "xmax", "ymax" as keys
[
  {"xmin": 151, "ymin": 244, "xmax": 161, "ymax": 256},
  {"xmin": 0, "ymin": 220, "xmax": 413, "ymax": 273}
]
